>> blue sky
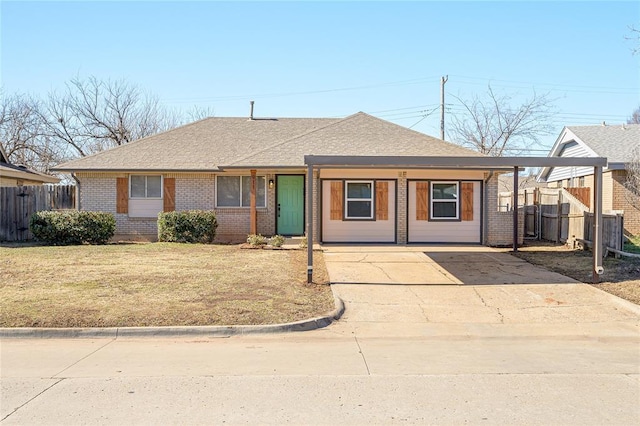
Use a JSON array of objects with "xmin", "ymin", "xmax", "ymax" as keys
[{"xmin": 1, "ymin": 1, "xmax": 639, "ymax": 152}]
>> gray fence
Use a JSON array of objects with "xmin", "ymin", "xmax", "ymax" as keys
[{"xmin": 0, "ymin": 185, "xmax": 76, "ymax": 241}]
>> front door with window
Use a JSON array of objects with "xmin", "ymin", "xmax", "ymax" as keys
[{"xmin": 276, "ymin": 175, "xmax": 304, "ymax": 235}]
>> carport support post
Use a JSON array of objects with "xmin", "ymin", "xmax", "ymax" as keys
[
  {"xmin": 306, "ymin": 164, "xmax": 314, "ymax": 283},
  {"xmin": 593, "ymin": 165, "xmax": 603, "ymax": 284},
  {"xmin": 513, "ymin": 166, "xmax": 519, "ymax": 252}
]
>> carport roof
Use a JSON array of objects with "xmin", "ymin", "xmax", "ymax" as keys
[
  {"xmin": 303, "ymin": 154, "xmax": 608, "ymax": 286},
  {"xmin": 304, "ymin": 155, "xmax": 607, "ymax": 168}
]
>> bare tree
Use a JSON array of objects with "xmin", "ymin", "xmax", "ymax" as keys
[
  {"xmin": 627, "ymin": 25, "xmax": 640, "ymax": 55},
  {"xmin": 627, "ymin": 106, "xmax": 640, "ymax": 124},
  {"xmin": 39, "ymin": 76, "xmax": 180, "ymax": 157},
  {"xmin": 0, "ymin": 92, "xmax": 63, "ymax": 172},
  {"xmin": 186, "ymin": 105, "xmax": 215, "ymax": 122},
  {"xmin": 449, "ymin": 85, "xmax": 556, "ymax": 156},
  {"xmin": 624, "ymin": 146, "xmax": 640, "ymax": 211}
]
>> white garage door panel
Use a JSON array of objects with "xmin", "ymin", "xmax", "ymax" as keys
[
  {"xmin": 322, "ymin": 180, "xmax": 396, "ymax": 243},
  {"xmin": 408, "ymin": 180, "xmax": 481, "ymax": 243}
]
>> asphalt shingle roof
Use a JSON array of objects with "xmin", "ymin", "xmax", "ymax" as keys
[
  {"xmin": 568, "ymin": 124, "xmax": 640, "ymax": 164},
  {"xmin": 54, "ymin": 112, "xmax": 483, "ymax": 171}
]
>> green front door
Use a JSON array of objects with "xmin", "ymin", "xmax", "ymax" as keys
[{"xmin": 277, "ymin": 175, "xmax": 304, "ymax": 235}]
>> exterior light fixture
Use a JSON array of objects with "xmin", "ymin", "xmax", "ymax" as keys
[{"xmin": 269, "ymin": 179, "xmax": 274, "ymax": 189}]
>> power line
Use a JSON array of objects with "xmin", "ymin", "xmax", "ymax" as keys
[
  {"xmin": 408, "ymin": 106, "xmax": 440, "ymax": 129},
  {"xmin": 162, "ymin": 76, "xmax": 442, "ymax": 103},
  {"xmin": 448, "ymin": 74, "xmax": 638, "ymax": 94}
]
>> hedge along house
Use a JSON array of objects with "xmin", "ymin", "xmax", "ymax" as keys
[{"xmin": 52, "ymin": 109, "xmax": 607, "ymax": 279}]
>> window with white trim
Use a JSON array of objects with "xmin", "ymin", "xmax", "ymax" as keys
[
  {"xmin": 216, "ymin": 175, "xmax": 266, "ymax": 207},
  {"xmin": 130, "ymin": 175, "xmax": 162, "ymax": 198},
  {"xmin": 430, "ymin": 181, "xmax": 458, "ymax": 219},
  {"xmin": 345, "ymin": 181, "xmax": 373, "ymax": 219}
]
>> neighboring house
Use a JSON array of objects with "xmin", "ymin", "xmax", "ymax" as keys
[
  {"xmin": 52, "ymin": 111, "xmax": 520, "ymax": 245},
  {"xmin": 498, "ymin": 173, "xmax": 548, "ymax": 193},
  {"xmin": 537, "ymin": 123, "xmax": 640, "ymax": 236},
  {"xmin": 0, "ymin": 145, "xmax": 60, "ymax": 186}
]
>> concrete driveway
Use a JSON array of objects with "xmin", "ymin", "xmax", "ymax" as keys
[{"xmin": 322, "ymin": 245, "xmax": 640, "ymax": 338}]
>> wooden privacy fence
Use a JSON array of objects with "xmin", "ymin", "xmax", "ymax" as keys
[
  {"xmin": 500, "ymin": 187, "xmax": 624, "ymax": 251},
  {"xmin": 583, "ymin": 212, "xmax": 624, "ymax": 252},
  {"xmin": 0, "ymin": 185, "xmax": 76, "ymax": 241}
]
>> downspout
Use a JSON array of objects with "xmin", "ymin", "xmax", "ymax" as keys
[
  {"xmin": 483, "ymin": 170, "xmax": 494, "ymax": 245},
  {"xmin": 71, "ymin": 173, "xmax": 81, "ymax": 210}
]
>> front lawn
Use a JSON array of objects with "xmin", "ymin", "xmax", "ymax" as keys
[{"xmin": 0, "ymin": 243, "xmax": 334, "ymax": 327}]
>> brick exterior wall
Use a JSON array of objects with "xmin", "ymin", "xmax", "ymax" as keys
[
  {"xmin": 611, "ymin": 170, "xmax": 640, "ymax": 236},
  {"xmin": 77, "ymin": 170, "xmax": 528, "ymax": 245},
  {"xmin": 214, "ymin": 173, "xmax": 277, "ymax": 243},
  {"xmin": 396, "ymin": 175, "xmax": 407, "ymax": 244},
  {"xmin": 77, "ymin": 172, "xmax": 279, "ymax": 242},
  {"xmin": 485, "ymin": 173, "xmax": 524, "ymax": 246}
]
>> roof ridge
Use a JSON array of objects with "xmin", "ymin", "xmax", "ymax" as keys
[
  {"xmin": 358, "ymin": 111, "xmax": 488, "ymax": 156},
  {"xmin": 225, "ymin": 113, "xmax": 361, "ymax": 166}
]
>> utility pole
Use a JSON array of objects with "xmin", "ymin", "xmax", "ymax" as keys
[{"xmin": 440, "ymin": 75, "xmax": 448, "ymax": 140}]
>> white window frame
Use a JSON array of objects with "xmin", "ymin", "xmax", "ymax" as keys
[
  {"xmin": 430, "ymin": 181, "xmax": 459, "ymax": 220},
  {"xmin": 215, "ymin": 175, "xmax": 267, "ymax": 208},
  {"xmin": 129, "ymin": 175, "xmax": 163, "ymax": 199},
  {"xmin": 344, "ymin": 180, "xmax": 374, "ymax": 220}
]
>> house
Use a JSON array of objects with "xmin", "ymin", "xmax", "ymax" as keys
[
  {"xmin": 537, "ymin": 123, "xmax": 640, "ymax": 236},
  {"xmin": 0, "ymin": 145, "xmax": 60, "ymax": 186},
  {"xmin": 53, "ymin": 111, "xmax": 524, "ymax": 245}
]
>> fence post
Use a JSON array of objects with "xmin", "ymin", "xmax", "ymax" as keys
[{"xmin": 556, "ymin": 190, "xmax": 562, "ymax": 243}]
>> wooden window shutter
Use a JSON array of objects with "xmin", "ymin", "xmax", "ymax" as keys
[
  {"xmin": 116, "ymin": 177, "xmax": 128, "ymax": 214},
  {"xmin": 330, "ymin": 181, "xmax": 343, "ymax": 220},
  {"xmin": 461, "ymin": 182, "xmax": 474, "ymax": 221},
  {"xmin": 375, "ymin": 181, "xmax": 388, "ymax": 220},
  {"xmin": 416, "ymin": 181, "xmax": 428, "ymax": 221},
  {"xmin": 163, "ymin": 178, "xmax": 175, "ymax": 212}
]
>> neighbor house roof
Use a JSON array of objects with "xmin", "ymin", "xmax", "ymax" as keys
[
  {"xmin": 0, "ymin": 144, "xmax": 60, "ymax": 184},
  {"xmin": 568, "ymin": 124, "xmax": 640, "ymax": 165},
  {"xmin": 52, "ymin": 112, "xmax": 483, "ymax": 172},
  {"xmin": 538, "ymin": 123, "xmax": 640, "ymax": 182}
]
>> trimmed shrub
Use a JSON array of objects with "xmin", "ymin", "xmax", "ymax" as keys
[
  {"xmin": 298, "ymin": 236, "xmax": 308, "ymax": 248},
  {"xmin": 30, "ymin": 210, "xmax": 116, "ymax": 245},
  {"xmin": 270, "ymin": 235, "xmax": 286, "ymax": 247},
  {"xmin": 247, "ymin": 234, "xmax": 267, "ymax": 246},
  {"xmin": 158, "ymin": 210, "xmax": 218, "ymax": 243}
]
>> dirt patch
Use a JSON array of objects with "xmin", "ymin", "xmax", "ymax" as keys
[
  {"xmin": 509, "ymin": 241, "xmax": 640, "ymax": 305},
  {"xmin": 0, "ymin": 243, "xmax": 334, "ymax": 328}
]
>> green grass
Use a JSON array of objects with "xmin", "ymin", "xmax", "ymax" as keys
[{"xmin": 624, "ymin": 235, "xmax": 640, "ymax": 254}]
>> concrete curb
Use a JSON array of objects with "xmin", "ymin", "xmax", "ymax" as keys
[
  {"xmin": 583, "ymin": 283, "xmax": 640, "ymax": 315},
  {"xmin": 0, "ymin": 296, "xmax": 345, "ymax": 339}
]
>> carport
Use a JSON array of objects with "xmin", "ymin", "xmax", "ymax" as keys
[{"xmin": 304, "ymin": 155, "xmax": 607, "ymax": 284}]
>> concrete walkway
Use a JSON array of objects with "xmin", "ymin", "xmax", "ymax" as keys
[{"xmin": 322, "ymin": 245, "xmax": 640, "ymax": 339}]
